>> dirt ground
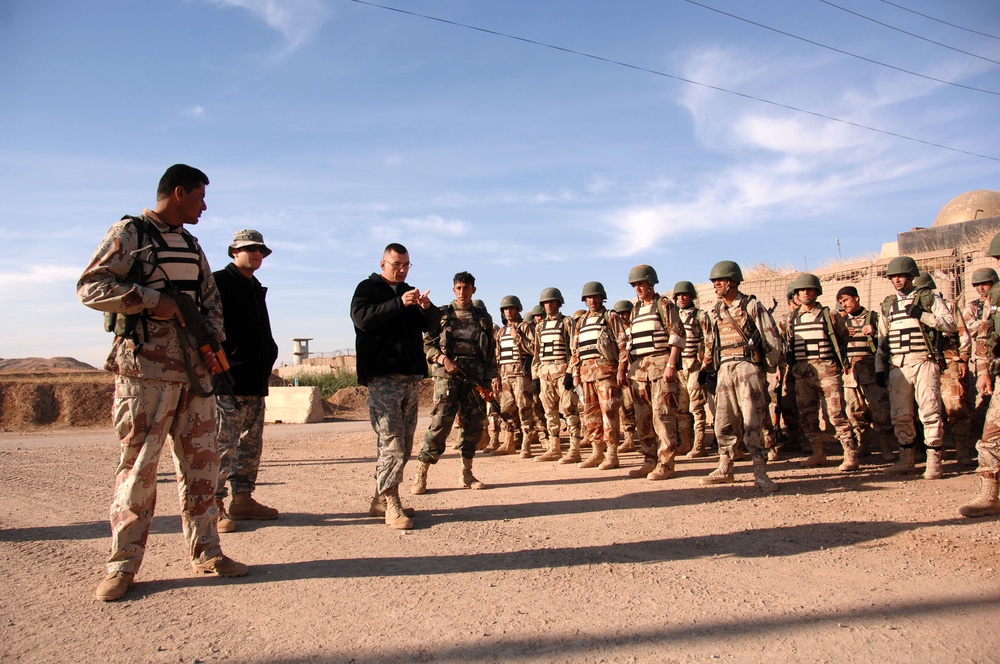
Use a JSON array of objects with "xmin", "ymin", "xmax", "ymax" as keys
[{"xmin": 3, "ymin": 404, "xmax": 1000, "ymax": 663}]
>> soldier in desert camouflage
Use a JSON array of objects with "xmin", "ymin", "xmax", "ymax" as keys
[
  {"xmin": 672, "ymin": 281, "xmax": 712, "ymax": 459},
  {"xmin": 532, "ymin": 288, "xmax": 584, "ymax": 463},
  {"xmin": 493, "ymin": 295, "xmax": 540, "ymax": 459}
]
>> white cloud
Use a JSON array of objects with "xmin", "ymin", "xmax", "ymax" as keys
[
  {"xmin": 204, "ymin": 0, "xmax": 330, "ymax": 53},
  {"xmin": 0, "ymin": 265, "xmax": 81, "ymax": 289},
  {"xmin": 183, "ymin": 105, "xmax": 206, "ymax": 119}
]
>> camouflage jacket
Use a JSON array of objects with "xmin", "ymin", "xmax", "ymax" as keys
[{"xmin": 424, "ymin": 301, "xmax": 498, "ymax": 383}]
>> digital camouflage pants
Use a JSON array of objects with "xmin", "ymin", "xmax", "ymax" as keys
[
  {"xmin": 419, "ymin": 375, "xmax": 486, "ymax": 462},
  {"xmin": 714, "ymin": 361, "xmax": 769, "ymax": 458},
  {"xmin": 581, "ymin": 376, "xmax": 621, "ymax": 451},
  {"xmin": 368, "ymin": 375, "xmax": 421, "ymax": 495},
  {"xmin": 632, "ymin": 376, "xmax": 680, "ymax": 464},
  {"xmin": 791, "ymin": 360, "xmax": 856, "ymax": 449},
  {"xmin": 215, "ymin": 394, "xmax": 266, "ymax": 499},
  {"xmin": 107, "ymin": 375, "xmax": 222, "ymax": 574},
  {"xmin": 888, "ymin": 359, "xmax": 944, "ymax": 448}
]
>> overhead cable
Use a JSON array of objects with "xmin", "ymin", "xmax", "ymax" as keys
[
  {"xmin": 875, "ymin": 0, "xmax": 1000, "ymax": 42},
  {"xmin": 347, "ymin": 0, "xmax": 999, "ymax": 162}
]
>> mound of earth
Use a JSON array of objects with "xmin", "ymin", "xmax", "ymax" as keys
[
  {"xmin": 324, "ymin": 379, "xmax": 435, "ymax": 420},
  {"xmin": 0, "ymin": 357, "xmax": 99, "ymax": 373}
]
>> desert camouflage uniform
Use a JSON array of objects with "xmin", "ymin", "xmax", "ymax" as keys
[
  {"xmin": 786, "ymin": 304, "xmax": 858, "ymax": 459},
  {"xmin": 77, "ymin": 211, "xmax": 223, "ymax": 574},
  {"xmin": 705, "ymin": 292, "xmax": 783, "ymax": 460},
  {"xmin": 676, "ymin": 304, "xmax": 711, "ymax": 453},
  {"xmin": 624, "ymin": 296, "xmax": 686, "ymax": 469},
  {"xmin": 875, "ymin": 288, "xmax": 956, "ymax": 455},
  {"xmin": 532, "ymin": 314, "xmax": 582, "ymax": 449},
  {"xmin": 419, "ymin": 303, "xmax": 497, "ymax": 462},
  {"xmin": 964, "ymin": 294, "xmax": 995, "ymax": 443},
  {"xmin": 571, "ymin": 308, "xmax": 629, "ymax": 460},
  {"xmin": 937, "ymin": 295, "xmax": 973, "ymax": 462},
  {"xmin": 495, "ymin": 318, "xmax": 540, "ymax": 453},
  {"xmin": 774, "ymin": 311, "xmax": 804, "ymax": 452},
  {"xmin": 842, "ymin": 306, "xmax": 895, "ymax": 457},
  {"xmin": 971, "ymin": 281, "xmax": 1000, "ymax": 476}
]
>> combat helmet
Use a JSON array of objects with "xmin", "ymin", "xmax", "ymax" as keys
[
  {"xmin": 613, "ymin": 300, "xmax": 633, "ymax": 314},
  {"xmin": 913, "ymin": 271, "xmax": 937, "ymax": 290},
  {"xmin": 988, "ymin": 231, "xmax": 1000, "ymax": 258},
  {"xmin": 580, "ymin": 281, "xmax": 608, "ymax": 301},
  {"xmin": 886, "ymin": 256, "xmax": 919, "ymax": 278},
  {"xmin": 791, "ymin": 272, "xmax": 823, "ymax": 295},
  {"xmin": 628, "ymin": 264, "xmax": 658, "ymax": 286},
  {"xmin": 972, "ymin": 267, "xmax": 999, "ymax": 286},
  {"xmin": 530, "ymin": 304, "xmax": 546, "ymax": 318},
  {"xmin": 673, "ymin": 281, "xmax": 697, "ymax": 297},
  {"xmin": 499, "ymin": 295, "xmax": 523, "ymax": 311},
  {"xmin": 539, "ymin": 287, "xmax": 564, "ymax": 306},
  {"xmin": 709, "ymin": 260, "xmax": 743, "ymax": 283}
]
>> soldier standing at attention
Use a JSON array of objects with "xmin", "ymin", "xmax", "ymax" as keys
[
  {"xmin": 619, "ymin": 266, "xmax": 686, "ymax": 480},
  {"xmin": 78, "ymin": 164, "xmax": 248, "ymax": 601},
  {"xmin": 673, "ymin": 281, "xmax": 713, "ymax": 459},
  {"xmin": 351, "ymin": 243, "xmax": 439, "ymax": 529},
  {"xmin": 413, "ymin": 272, "xmax": 497, "ymax": 493},
  {"xmin": 493, "ymin": 295, "xmax": 540, "ymax": 459},
  {"xmin": 700, "ymin": 260, "xmax": 783, "ymax": 492},
  {"xmin": 964, "ymin": 268, "xmax": 999, "ymax": 456},
  {"xmin": 528, "ymin": 304, "xmax": 550, "ymax": 453},
  {"xmin": 572, "ymin": 282, "xmax": 629, "ymax": 470},
  {"xmin": 960, "ymin": 233, "xmax": 1000, "ymax": 517},
  {"xmin": 837, "ymin": 286, "xmax": 896, "ymax": 462},
  {"xmin": 213, "ymin": 230, "xmax": 280, "ymax": 533},
  {"xmin": 613, "ymin": 300, "xmax": 637, "ymax": 454},
  {"xmin": 532, "ymin": 288, "xmax": 584, "ymax": 463},
  {"xmin": 874, "ymin": 256, "xmax": 956, "ymax": 480},
  {"xmin": 786, "ymin": 274, "xmax": 859, "ymax": 471}
]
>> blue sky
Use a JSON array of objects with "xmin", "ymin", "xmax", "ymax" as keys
[{"xmin": 2, "ymin": 0, "xmax": 998, "ymax": 369}]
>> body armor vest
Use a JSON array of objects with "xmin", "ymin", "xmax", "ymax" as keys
[
  {"xmin": 887, "ymin": 294, "xmax": 928, "ymax": 357},
  {"xmin": 142, "ymin": 225, "xmax": 203, "ymax": 304},
  {"xmin": 498, "ymin": 325, "xmax": 524, "ymax": 366},
  {"xmin": 714, "ymin": 299, "xmax": 758, "ymax": 364},
  {"xmin": 629, "ymin": 300, "xmax": 669, "ymax": 358},
  {"xmin": 577, "ymin": 314, "xmax": 607, "ymax": 362},
  {"xmin": 539, "ymin": 317, "xmax": 568, "ymax": 363},
  {"xmin": 844, "ymin": 308, "xmax": 876, "ymax": 359},
  {"xmin": 680, "ymin": 307, "xmax": 702, "ymax": 360},
  {"xmin": 791, "ymin": 307, "xmax": 837, "ymax": 363}
]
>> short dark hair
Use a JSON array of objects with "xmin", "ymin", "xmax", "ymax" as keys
[
  {"xmin": 157, "ymin": 164, "xmax": 209, "ymax": 200},
  {"xmin": 453, "ymin": 271, "xmax": 475, "ymax": 286},
  {"xmin": 384, "ymin": 243, "xmax": 408, "ymax": 256}
]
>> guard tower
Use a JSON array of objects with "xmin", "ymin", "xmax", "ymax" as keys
[{"xmin": 291, "ymin": 338, "xmax": 313, "ymax": 366}]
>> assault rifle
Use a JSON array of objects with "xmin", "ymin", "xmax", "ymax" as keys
[
  {"xmin": 453, "ymin": 366, "xmax": 518, "ymax": 429},
  {"xmin": 169, "ymin": 290, "xmax": 236, "ymax": 397}
]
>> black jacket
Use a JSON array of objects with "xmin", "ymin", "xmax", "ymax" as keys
[
  {"xmin": 214, "ymin": 263, "xmax": 279, "ymax": 396},
  {"xmin": 351, "ymin": 273, "xmax": 440, "ymax": 386}
]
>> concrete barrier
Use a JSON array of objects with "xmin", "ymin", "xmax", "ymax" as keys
[{"xmin": 265, "ymin": 386, "xmax": 325, "ymax": 424}]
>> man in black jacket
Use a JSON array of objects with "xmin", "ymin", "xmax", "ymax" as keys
[
  {"xmin": 351, "ymin": 243, "xmax": 439, "ymax": 529},
  {"xmin": 214, "ymin": 230, "xmax": 280, "ymax": 531}
]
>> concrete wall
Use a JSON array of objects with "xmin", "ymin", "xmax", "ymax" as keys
[{"xmin": 264, "ymin": 386, "xmax": 325, "ymax": 424}]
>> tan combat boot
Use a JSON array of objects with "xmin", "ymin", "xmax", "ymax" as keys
[
  {"xmin": 647, "ymin": 450, "xmax": 676, "ymax": 481},
  {"xmin": 492, "ymin": 434, "xmax": 518, "ymax": 456},
  {"xmin": 578, "ymin": 443, "xmax": 605, "ymax": 469},
  {"xmin": 460, "ymin": 457, "xmax": 486, "ymax": 489},
  {"xmin": 559, "ymin": 437, "xmax": 582, "ymax": 464},
  {"xmin": 192, "ymin": 554, "xmax": 249, "ymax": 577},
  {"xmin": 888, "ymin": 447, "xmax": 916, "ymax": 474},
  {"xmin": 95, "ymin": 571, "xmax": 134, "ymax": 602},
  {"xmin": 381, "ymin": 485, "xmax": 413, "ymax": 530},
  {"xmin": 411, "ymin": 460, "xmax": 430, "ymax": 495},
  {"xmin": 598, "ymin": 442, "xmax": 620, "ymax": 470},
  {"xmin": 217, "ymin": 498, "xmax": 236, "ymax": 533},
  {"xmin": 753, "ymin": 457, "xmax": 780, "ymax": 493},
  {"xmin": 799, "ymin": 441, "xmax": 827, "ymax": 468},
  {"xmin": 685, "ymin": 431, "xmax": 708, "ymax": 459},
  {"xmin": 923, "ymin": 447, "xmax": 944, "ymax": 480},
  {"xmin": 676, "ymin": 432, "xmax": 693, "ymax": 457},
  {"xmin": 618, "ymin": 431, "xmax": 637, "ymax": 454},
  {"xmin": 628, "ymin": 457, "xmax": 656, "ymax": 478},
  {"xmin": 229, "ymin": 492, "xmax": 279, "ymax": 520},
  {"xmin": 370, "ymin": 492, "xmax": 416, "ymax": 517},
  {"xmin": 701, "ymin": 452, "xmax": 735, "ymax": 485},
  {"xmin": 958, "ymin": 474, "xmax": 1000, "ymax": 518},
  {"xmin": 839, "ymin": 438, "xmax": 860, "ymax": 472},
  {"xmin": 955, "ymin": 435, "xmax": 977, "ymax": 468},
  {"xmin": 536, "ymin": 437, "xmax": 563, "ymax": 462},
  {"xmin": 879, "ymin": 431, "xmax": 898, "ymax": 463},
  {"xmin": 519, "ymin": 436, "xmax": 534, "ymax": 459}
]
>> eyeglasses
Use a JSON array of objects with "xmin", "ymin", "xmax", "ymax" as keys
[{"xmin": 387, "ymin": 261, "xmax": 412, "ymax": 269}]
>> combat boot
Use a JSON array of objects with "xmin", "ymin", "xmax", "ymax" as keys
[
  {"xmin": 800, "ymin": 441, "xmax": 827, "ymax": 468},
  {"xmin": 95, "ymin": 571, "xmax": 134, "ymax": 602},
  {"xmin": 618, "ymin": 431, "xmax": 636, "ymax": 454},
  {"xmin": 700, "ymin": 452, "xmax": 735, "ymax": 485},
  {"xmin": 598, "ymin": 442, "xmax": 619, "ymax": 470},
  {"xmin": 492, "ymin": 434, "xmax": 518, "ymax": 456},
  {"xmin": 460, "ymin": 457, "xmax": 486, "ymax": 490},
  {"xmin": 923, "ymin": 447, "xmax": 944, "ymax": 480},
  {"xmin": 628, "ymin": 458, "xmax": 656, "ymax": 478},
  {"xmin": 192, "ymin": 554, "xmax": 249, "ymax": 577},
  {"xmin": 381, "ymin": 485, "xmax": 413, "ymax": 530},
  {"xmin": 888, "ymin": 447, "xmax": 916, "ymax": 474},
  {"xmin": 519, "ymin": 436, "xmax": 534, "ymax": 459},
  {"xmin": 958, "ymin": 474, "xmax": 1000, "ymax": 518},
  {"xmin": 536, "ymin": 438, "xmax": 563, "ymax": 461},
  {"xmin": 878, "ymin": 431, "xmax": 898, "ymax": 462},
  {"xmin": 647, "ymin": 451, "xmax": 676, "ymax": 481},
  {"xmin": 369, "ymin": 492, "xmax": 416, "ymax": 517},
  {"xmin": 411, "ymin": 460, "xmax": 430, "ymax": 495},
  {"xmin": 676, "ymin": 432, "xmax": 693, "ymax": 457},
  {"xmin": 955, "ymin": 435, "xmax": 977, "ymax": 468},
  {"xmin": 684, "ymin": 431, "xmax": 708, "ymax": 459},
  {"xmin": 578, "ymin": 443, "xmax": 605, "ymax": 469},
  {"xmin": 838, "ymin": 446, "xmax": 860, "ymax": 472},
  {"xmin": 559, "ymin": 437, "xmax": 583, "ymax": 464},
  {"xmin": 752, "ymin": 457, "xmax": 779, "ymax": 493},
  {"xmin": 216, "ymin": 498, "xmax": 236, "ymax": 533},
  {"xmin": 229, "ymin": 492, "xmax": 279, "ymax": 520}
]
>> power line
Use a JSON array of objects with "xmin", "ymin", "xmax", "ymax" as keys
[
  {"xmin": 347, "ymin": 0, "xmax": 999, "ymax": 162},
  {"xmin": 817, "ymin": 0, "xmax": 1000, "ymax": 66},
  {"xmin": 683, "ymin": 0, "xmax": 999, "ymax": 96},
  {"xmin": 875, "ymin": 0, "xmax": 1000, "ymax": 42}
]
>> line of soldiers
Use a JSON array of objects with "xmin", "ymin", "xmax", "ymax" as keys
[{"xmin": 442, "ymin": 249, "xmax": 1000, "ymax": 516}]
